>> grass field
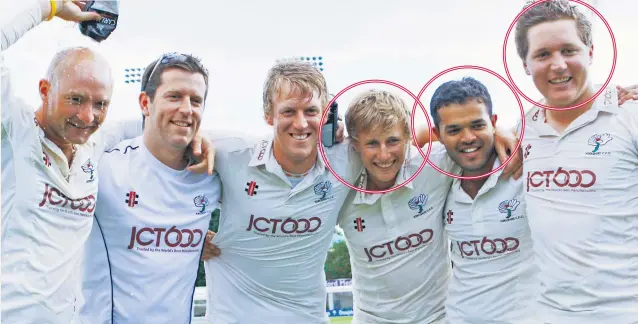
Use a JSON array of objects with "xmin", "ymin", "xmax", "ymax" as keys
[{"xmin": 330, "ymin": 316, "xmax": 352, "ymax": 323}]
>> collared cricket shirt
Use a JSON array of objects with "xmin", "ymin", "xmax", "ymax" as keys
[
  {"xmin": 204, "ymin": 136, "xmax": 359, "ymax": 324},
  {"xmin": 444, "ymin": 159, "xmax": 537, "ymax": 324},
  {"xmin": 521, "ymin": 85, "xmax": 638, "ymax": 323},
  {"xmin": 338, "ymin": 143, "xmax": 459, "ymax": 324}
]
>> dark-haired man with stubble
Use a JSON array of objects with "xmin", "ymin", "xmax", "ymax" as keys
[{"xmin": 78, "ymin": 53, "xmax": 221, "ymax": 324}]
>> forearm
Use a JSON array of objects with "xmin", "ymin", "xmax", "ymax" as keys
[
  {"xmin": 414, "ymin": 125, "xmax": 439, "ymax": 148},
  {"xmin": 1, "ymin": 0, "xmax": 50, "ymax": 127},
  {"xmin": 0, "ymin": 0, "xmax": 54, "ymax": 51}
]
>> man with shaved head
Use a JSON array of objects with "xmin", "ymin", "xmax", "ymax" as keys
[
  {"xmin": 0, "ymin": 1, "xmax": 141, "ymax": 322},
  {"xmin": 38, "ymin": 47, "xmax": 114, "ymax": 151}
]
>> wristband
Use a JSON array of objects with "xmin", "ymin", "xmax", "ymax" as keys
[
  {"xmin": 46, "ymin": 0, "xmax": 57, "ymax": 21},
  {"xmin": 46, "ymin": 0, "xmax": 71, "ymax": 21}
]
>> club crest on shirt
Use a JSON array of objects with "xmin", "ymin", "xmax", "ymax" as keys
[
  {"xmin": 81, "ymin": 159, "xmax": 95, "ymax": 183},
  {"xmin": 314, "ymin": 181, "xmax": 334, "ymax": 203},
  {"xmin": 194, "ymin": 195, "xmax": 210, "ymax": 215},
  {"xmin": 498, "ymin": 199, "xmax": 524, "ymax": 222},
  {"xmin": 408, "ymin": 193, "xmax": 432, "ymax": 218},
  {"xmin": 586, "ymin": 133, "xmax": 612, "ymax": 155}
]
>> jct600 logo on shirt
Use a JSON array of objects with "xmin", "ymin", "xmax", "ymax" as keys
[
  {"xmin": 245, "ymin": 214, "xmax": 322, "ymax": 238},
  {"xmin": 526, "ymin": 168, "xmax": 597, "ymax": 193},
  {"xmin": 38, "ymin": 183, "xmax": 96, "ymax": 217},
  {"xmin": 456, "ymin": 237, "xmax": 520, "ymax": 260},
  {"xmin": 364, "ymin": 229, "xmax": 434, "ymax": 262},
  {"xmin": 127, "ymin": 226, "xmax": 204, "ymax": 253}
]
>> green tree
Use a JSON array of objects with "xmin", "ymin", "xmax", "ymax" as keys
[
  {"xmin": 195, "ymin": 208, "xmax": 220, "ymax": 287},
  {"xmin": 324, "ymin": 240, "xmax": 352, "ymax": 280}
]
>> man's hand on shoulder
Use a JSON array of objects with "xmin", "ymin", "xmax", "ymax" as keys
[
  {"xmin": 335, "ymin": 119, "xmax": 345, "ymax": 144},
  {"xmin": 494, "ymin": 125, "xmax": 523, "ymax": 180},
  {"xmin": 617, "ymin": 85, "xmax": 638, "ymax": 105},
  {"xmin": 187, "ymin": 134, "xmax": 215, "ymax": 175}
]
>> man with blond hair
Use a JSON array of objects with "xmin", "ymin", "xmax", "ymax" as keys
[
  {"xmin": 337, "ymin": 89, "xmax": 457, "ymax": 324},
  {"xmin": 202, "ymin": 59, "xmax": 358, "ymax": 324},
  {"xmin": 201, "ymin": 59, "xmax": 522, "ymax": 323},
  {"xmin": 513, "ymin": 0, "xmax": 638, "ymax": 322}
]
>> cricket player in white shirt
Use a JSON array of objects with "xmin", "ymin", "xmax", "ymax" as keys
[
  {"xmin": 200, "ymin": 65, "xmax": 523, "ymax": 322},
  {"xmin": 202, "ymin": 59, "xmax": 359, "ymax": 324},
  {"xmin": 0, "ymin": 2, "xmax": 141, "ymax": 322},
  {"xmin": 78, "ymin": 53, "xmax": 221, "ymax": 324},
  {"xmin": 1, "ymin": 2, "xmax": 212, "ymax": 322},
  {"xmin": 429, "ymin": 77, "xmax": 536, "ymax": 324},
  {"xmin": 337, "ymin": 90, "xmax": 457, "ymax": 324},
  {"xmin": 336, "ymin": 89, "xmax": 523, "ymax": 324},
  {"xmin": 513, "ymin": 1, "xmax": 638, "ymax": 322}
]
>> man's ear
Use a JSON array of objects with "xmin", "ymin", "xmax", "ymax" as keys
[
  {"xmin": 39, "ymin": 79, "xmax": 51, "ymax": 102},
  {"xmin": 265, "ymin": 113, "xmax": 274, "ymax": 126},
  {"xmin": 490, "ymin": 114, "xmax": 498, "ymax": 133},
  {"xmin": 139, "ymin": 92, "xmax": 151, "ymax": 118},
  {"xmin": 523, "ymin": 61, "xmax": 531, "ymax": 75},
  {"xmin": 588, "ymin": 44, "xmax": 594, "ymax": 65},
  {"xmin": 351, "ymin": 138, "xmax": 360, "ymax": 152},
  {"xmin": 432, "ymin": 127, "xmax": 441, "ymax": 144}
]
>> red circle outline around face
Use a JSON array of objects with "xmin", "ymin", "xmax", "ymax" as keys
[
  {"xmin": 319, "ymin": 80, "xmax": 433, "ymax": 194},
  {"xmin": 412, "ymin": 65, "xmax": 525, "ymax": 180},
  {"xmin": 502, "ymin": 0, "xmax": 617, "ymax": 111}
]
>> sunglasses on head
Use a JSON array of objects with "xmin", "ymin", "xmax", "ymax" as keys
[{"xmin": 142, "ymin": 53, "xmax": 189, "ymax": 92}]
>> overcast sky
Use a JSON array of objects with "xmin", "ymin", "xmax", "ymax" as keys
[{"xmin": 2, "ymin": 0, "xmax": 636, "ymax": 138}]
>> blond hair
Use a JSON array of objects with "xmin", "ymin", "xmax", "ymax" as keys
[
  {"xmin": 345, "ymin": 89, "xmax": 412, "ymax": 141},
  {"xmin": 262, "ymin": 59, "xmax": 329, "ymax": 120}
]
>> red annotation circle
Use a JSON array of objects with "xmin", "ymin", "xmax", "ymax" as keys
[
  {"xmin": 319, "ymin": 79, "xmax": 433, "ymax": 194},
  {"xmin": 502, "ymin": 0, "xmax": 617, "ymax": 111},
  {"xmin": 412, "ymin": 65, "xmax": 525, "ymax": 180}
]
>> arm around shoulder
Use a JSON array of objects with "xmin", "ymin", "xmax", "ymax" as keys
[{"xmin": 98, "ymin": 117, "xmax": 143, "ymax": 151}]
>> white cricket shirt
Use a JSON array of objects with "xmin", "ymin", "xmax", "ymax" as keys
[
  {"xmin": 444, "ymin": 159, "xmax": 537, "ymax": 324},
  {"xmin": 337, "ymin": 143, "xmax": 459, "ymax": 324},
  {"xmin": 1, "ymin": 6, "xmax": 142, "ymax": 322},
  {"xmin": 204, "ymin": 136, "xmax": 358, "ymax": 324},
  {"xmin": 522, "ymin": 85, "xmax": 638, "ymax": 323},
  {"xmin": 77, "ymin": 136, "xmax": 222, "ymax": 324}
]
